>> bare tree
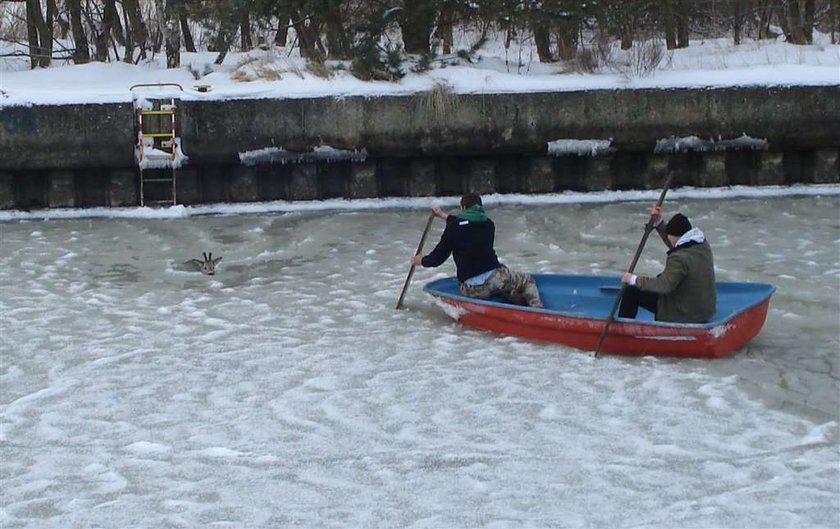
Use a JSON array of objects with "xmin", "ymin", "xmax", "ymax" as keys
[
  {"xmin": 661, "ymin": 0, "xmax": 677, "ymax": 48},
  {"xmin": 179, "ymin": 7, "xmax": 196, "ymax": 53},
  {"xmin": 154, "ymin": 0, "xmax": 181, "ymax": 67},
  {"xmin": 274, "ymin": 3, "xmax": 293, "ymax": 47},
  {"xmin": 434, "ymin": 0, "xmax": 455, "ymax": 54},
  {"xmin": 239, "ymin": 4, "xmax": 252, "ymax": 51},
  {"xmin": 25, "ymin": 0, "xmax": 53, "ymax": 67},
  {"xmin": 91, "ymin": 0, "xmax": 117, "ymax": 61},
  {"xmin": 729, "ymin": 0, "xmax": 752, "ymax": 44},
  {"xmin": 533, "ymin": 19, "xmax": 553, "ymax": 62},
  {"xmin": 290, "ymin": 8, "xmax": 325, "ymax": 59},
  {"xmin": 556, "ymin": 18, "xmax": 579, "ymax": 60},
  {"xmin": 779, "ymin": 0, "xmax": 816, "ymax": 43},
  {"xmin": 675, "ymin": 0, "xmax": 690, "ymax": 47},
  {"xmin": 322, "ymin": 0, "xmax": 351, "ymax": 59},
  {"xmin": 600, "ymin": 0, "xmax": 647, "ymax": 50},
  {"xmin": 401, "ymin": 0, "xmax": 435, "ymax": 54},
  {"xmin": 66, "ymin": 0, "xmax": 90, "ymax": 63},
  {"xmin": 756, "ymin": 0, "xmax": 776, "ymax": 39},
  {"xmin": 660, "ymin": 0, "xmax": 690, "ymax": 48},
  {"xmin": 122, "ymin": 0, "xmax": 149, "ymax": 62}
]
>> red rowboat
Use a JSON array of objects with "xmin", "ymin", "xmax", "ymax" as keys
[{"xmin": 423, "ymin": 274, "xmax": 775, "ymax": 358}]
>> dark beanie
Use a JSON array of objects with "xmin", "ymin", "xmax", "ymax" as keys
[{"xmin": 666, "ymin": 213, "xmax": 692, "ymax": 236}]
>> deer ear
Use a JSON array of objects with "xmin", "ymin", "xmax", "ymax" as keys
[{"xmin": 213, "ymin": 256, "xmax": 222, "ymax": 264}]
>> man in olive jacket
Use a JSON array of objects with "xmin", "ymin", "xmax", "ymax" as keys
[{"xmin": 619, "ymin": 208, "xmax": 716, "ymax": 323}]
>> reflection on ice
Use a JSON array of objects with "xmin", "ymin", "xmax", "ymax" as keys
[{"xmin": 0, "ymin": 190, "xmax": 838, "ymax": 528}]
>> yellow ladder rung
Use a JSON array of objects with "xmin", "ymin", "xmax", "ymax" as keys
[
  {"xmin": 143, "ymin": 178, "xmax": 174, "ymax": 182},
  {"xmin": 142, "ymin": 133, "xmax": 175, "ymax": 138},
  {"xmin": 141, "ymin": 110, "xmax": 176, "ymax": 116}
]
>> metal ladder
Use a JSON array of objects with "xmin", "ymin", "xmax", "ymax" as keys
[{"xmin": 130, "ymin": 83, "xmax": 184, "ymax": 206}]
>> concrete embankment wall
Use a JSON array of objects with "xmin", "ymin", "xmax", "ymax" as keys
[{"xmin": 0, "ymin": 86, "xmax": 837, "ymax": 209}]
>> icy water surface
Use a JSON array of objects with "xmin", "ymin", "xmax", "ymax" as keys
[{"xmin": 1, "ymin": 194, "xmax": 838, "ymax": 528}]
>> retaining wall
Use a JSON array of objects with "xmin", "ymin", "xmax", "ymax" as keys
[{"xmin": 0, "ymin": 86, "xmax": 837, "ymax": 209}]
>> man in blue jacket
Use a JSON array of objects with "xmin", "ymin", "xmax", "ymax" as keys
[{"xmin": 411, "ymin": 193, "xmax": 543, "ymax": 308}]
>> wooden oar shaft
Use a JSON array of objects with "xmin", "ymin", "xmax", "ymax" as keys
[
  {"xmin": 395, "ymin": 212, "xmax": 436, "ymax": 309},
  {"xmin": 595, "ymin": 175, "xmax": 673, "ymax": 356}
]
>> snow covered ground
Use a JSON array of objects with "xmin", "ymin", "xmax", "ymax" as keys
[
  {"xmin": 1, "ymin": 188, "xmax": 838, "ymax": 528},
  {"xmin": 0, "ymin": 32, "xmax": 836, "ymax": 106}
]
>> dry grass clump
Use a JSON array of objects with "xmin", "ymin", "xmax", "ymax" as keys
[
  {"xmin": 306, "ymin": 59, "xmax": 334, "ymax": 79},
  {"xmin": 416, "ymin": 80, "xmax": 460, "ymax": 125},
  {"xmin": 565, "ymin": 35, "xmax": 669, "ymax": 78},
  {"xmin": 230, "ymin": 55, "xmax": 307, "ymax": 82}
]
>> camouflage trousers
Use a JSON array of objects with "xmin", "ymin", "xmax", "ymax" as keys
[{"xmin": 459, "ymin": 265, "xmax": 543, "ymax": 308}]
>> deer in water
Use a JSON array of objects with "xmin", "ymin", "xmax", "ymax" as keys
[{"xmin": 182, "ymin": 252, "xmax": 222, "ymax": 275}]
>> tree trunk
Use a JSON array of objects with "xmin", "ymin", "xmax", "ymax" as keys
[
  {"xmin": 93, "ymin": 0, "xmax": 117, "ymax": 62},
  {"xmin": 45, "ymin": 0, "xmax": 57, "ymax": 64},
  {"xmin": 239, "ymin": 7, "xmax": 253, "ymax": 51},
  {"xmin": 661, "ymin": 0, "xmax": 677, "ymax": 49},
  {"xmin": 214, "ymin": 33, "xmax": 230, "ymax": 65},
  {"xmin": 781, "ymin": 0, "xmax": 805, "ymax": 43},
  {"xmin": 122, "ymin": 0, "xmax": 148, "ymax": 61},
  {"xmin": 534, "ymin": 22, "xmax": 553, "ymax": 62},
  {"xmin": 52, "ymin": 0, "xmax": 70, "ymax": 38},
  {"xmin": 67, "ymin": 0, "xmax": 90, "ymax": 64},
  {"xmin": 25, "ymin": 0, "xmax": 43, "ymax": 69},
  {"xmin": 675, "ymin": 0, "xmax": 690, "ymax": 48},
  {"xmin": 620, "ymin": 24, "xmax": 633, "ymax": 50},
  {"xmin": 606, "ymin": 1, "xmax": 636, "ymax": 51},
  {"xmin": 434, "ymin": 4, "xmax": 454, "ymax": 54},
  {"xmin": 729, "ymin": 0, "xmax": 749, "ymax": 45},
  {"xmin": 111, "ymin": 4, "xmax": 126, "ymax": 47},
  {"xmin": 274, "ymin": 5, "xmax": 293, "ymax": 47},
  {"xmin": 778, "ymin": 0, "xmax": 816, "ymax": 44},
  {"xmin": 323, "ymin": 0, "xmax": 351, "ymax": 59},
  {"xmin": 165, "ymin": 1, "xmax": 182, "ymax": 67},
  {"xmin": 213, "ymin": 16, "xmax": 238, "ymax": 65},
  {"xmin": 291, "ymin": 10, "xmax": 324, "ymax": 59},
  {"xmin": 121, "ymin": 8, "xmax": 134, "ymax": 62},
  {"xmin": 401, "ymin": 0, "xmax": 435, "ymax": 54},
  {"xmin": 803, "ymin": 0, "xmax": 815, "ymax": 44},
  {"xmin": 556, "ymin": 19, "xmax": 579, "ymax": 61},
  {"xmin": 25, "ymin": 0, "xmax": 52, "ymax": 68},
  {"xmin": 757, "ymin": 0, "xmax": 773, "ymax": 39},
  {"xmin": 154, "ymin": 0, "xmax": 180, "ymax": 68},
  {"xmin": 180, "ymin": 11, "xmax": 196, "ymax": 53}
]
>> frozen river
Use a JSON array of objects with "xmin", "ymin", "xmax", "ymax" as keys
[{"xmin": 1, "ymin": 187, "xmax": 838, "ymax": 528}]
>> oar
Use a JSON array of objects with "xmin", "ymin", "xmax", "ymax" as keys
[
  {"xmin": 594, "ymin": 174, "xmax": 673, "ymax": 357},
  {"xmin": 395, "ymin": 211, "xmax": 436, "ymax": 309}
]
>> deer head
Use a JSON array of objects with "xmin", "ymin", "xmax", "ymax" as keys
[{"xmin": 185, "ymin": 252, "xmax": 222, "ymax": 275}]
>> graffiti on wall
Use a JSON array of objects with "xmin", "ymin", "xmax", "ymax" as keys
[{"xmin": 0, "ymin": 109, "xmax": 37, "ymax": 135}]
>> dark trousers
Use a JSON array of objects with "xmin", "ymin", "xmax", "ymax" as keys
[{"xmin": 618, "ymin": 285, "xmax": 659, "ymax": 319}]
